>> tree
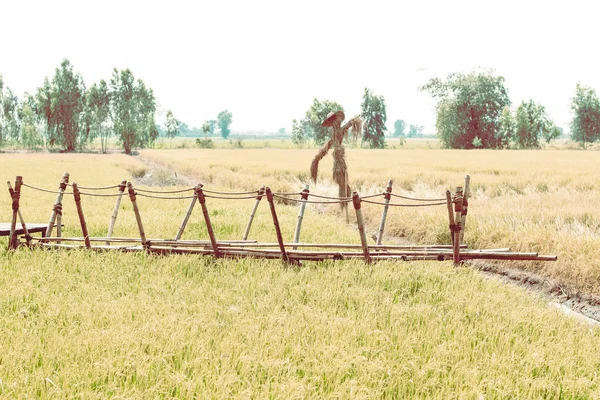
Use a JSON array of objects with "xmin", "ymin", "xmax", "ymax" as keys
[
  {"xmin": 407, "ymin": 124, "xmax": 424, "ymax": 138},
  {"xmin": 291, "ymin": 118, "xmax": 310, "ymax": 146},
  {"xmin": 38, "ymin": 59, "xmax": 86, "ymax": 151},
  {"xmin": 202, "ymin": 121, "xmax": 210, "ymax": 138},
  {"xmin": 19, "ymin": 95, "xmax": 43, "ymax": 150},
  {"xmin": 496, "ymin": 106, "xmax": 514, "ymax": 149},
  {"xmin": 110, "ymin": 68, "xmax": 157, "ymax": 154},
  {"xmin": 393, "ymin": 119, "xmax": 406, "ymax": 137},
  {"xmin": 208, "ymin": 120, "xmax": 216, "ymax": 136},
  {"xmin": 361, "ymin": 88, "xmax": 387, "ymax": 148},
  {"xmin": 302, "ymin": 98, "xmax": 345, "ymax": 145},
  {"xmin": 570, "ymin": 83, "xmax": 600, "ymax": 149},
  {"xmin": 310, "ymin": 111, "xmax": 362, "ymax": 212},
  {"xmin": 278, "ymin": 127, "xmax": 286, "ymax": 135},
  {"xmin": 217, "ymin": 110, "xmax": 233, "ymax": 139},
  {"xmin": 164, "ymin": 109, "xmax": 180, "ymax": 146},
  {"xmin": 85, "ymin": 80, "xmax": 112, "ymax": 153},
  {"xmin": 0, "ymin": 75, "xmax": 21, "ymax": 147},
  {"xmin": 512, "ymin": 100, "xmax": 559, "ymax": 149},
  {"xmin": 421, "ymin": 70, "xmax": 510, "ymax": 149}
]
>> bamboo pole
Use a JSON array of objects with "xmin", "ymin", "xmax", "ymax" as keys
[
  {"xmin": 45, "ymin": 172, "xmax": 69, "ymax": 240},
  {"xmin": 196, "ymin": 186, "xmax": 220, "ymax": 258},
  {"xmin": 7, "ymin": 180, "xmax": 31, "ymax": 247},
  {"xmin": 72, "ymin": 182, "xmax": 91, "ymax": 249},
  {"xmin": 8, "ymin": 176, "xmax": 23, "ymax": 250},
  {"xmin": 376, "ymin": 180, "xmax": 393, "ymax": 245},
  {"xmin": 127, "ymin": 182, "xmax": 147, "ymax": 247},
  {"xmin": 445, "ymin": 190, "xmax": 455, "ymax": 246},
  {"xmin": 265, "ymin": 187, "xmax": 290, "ymax": 263},
  {"xmin": 459, "ymin": 175, "xmax": 470, "ymax": 244},
  {"xmin": 106, "ymin": 180, "xmax": 127, "ymax": 245},
  {"xmin": 293, "ymin": 185, "xmax": 310, "ymax": 250},
  {"xmin": 242, "ymin": 185, "xmax": 265, "ymax": 240},
  {"xmin": 352, "ymin": 192, "xmax": 371, "ymax": 264},
  {"xmin": 453, "ymin": 186, "xmax": 464, "ymax": 265},
  {"xmin": 174, "ymin": 184, "xmax": 200, "ymax": 241}
]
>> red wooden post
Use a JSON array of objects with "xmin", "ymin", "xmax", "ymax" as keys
[
  {"xmin": 352, "ymin": 192, "xmax": 371, "ymax": 264},
  {"xmin": 196, "ymin": 186, "xmax": 221, "ymax": 258},
  {"xmin": 8, "ymin": 176, "xmax": 23, "ymax": 250},
  {"xmin": 265, "ymin": 187, "xmax": 291, "ymax": 264},
  {"xmin": 72, "ymin": 182, "xmax": 91, "ymax": 249}
]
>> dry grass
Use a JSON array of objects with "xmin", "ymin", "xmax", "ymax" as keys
[{"xmin": 1, "ymin": 151, "xmax": 600, "ymax": 398}]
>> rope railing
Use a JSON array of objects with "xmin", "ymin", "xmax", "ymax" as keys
[
  {"xmin": 390, "ymin": 192, "xmax": 447, "ymax": 202},
  {"xmin": 66, "ymin": 183, "xmax": 121, "ymax": 190},
  {"xmin": 5, "ymin": 173, "xmax": 559, "ymax": 265},
  {"xmin": 362, "ymin": 199, "xmax": 447, "ymax": 207}
]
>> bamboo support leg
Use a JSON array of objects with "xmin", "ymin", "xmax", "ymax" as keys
[
  {"xmin": 446, "ymin": 190, "xmax": 456, "ymax": 246},
  {"xmin": 174, "ymin": 184, "xmax": 200, "ymax": 241},
  {"xmin": 376, "ymin": 180, "xmax": 393, "ymax": 245},
  {"xmin": 453, "ymin": 186, "xmax": 464, "ymax": 265},
  {"xmin": 196, "ymin": 187, "xmax": 220, "ymax": 258},
  {"xmin": 352, "ymin": 192, "xmax": 371, "ymax": 264},
  {"xmin": 72, "ymin": 182, "xmax": 91, "ymax": 249},
  {"xmin": 106, "ymin": 180, "xmax": 127, "ymax": 245},
  {"xmin": 459, "ymin": 175, "xmax": 470, "ymax": 244},
  {"xmin": 293, "ymin": 185, "xmax": 310, "ymax": 250},
  {"xmin": 242, "ymin": 186, "xmax": 265, "ymax": 240},
  {"xmin": 45, "ymin": 172, "xmax": 69, "ymax": 239},
  {"xmin": 7, "ymin": 181, "xmax": 32, "ymax": 246},
  {"xmin": 8, "ymin": 176, "xmax": 23, "ymax": 250},
  {"xmin": 127, "ymin": 182, "xmax": 147, "ymax": 248},
  {"xmin": 265, "ymin": 187, "xmax": 290, "ymax": 264}
]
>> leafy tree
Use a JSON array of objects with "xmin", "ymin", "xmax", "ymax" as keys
[
  {"xmin": 202, "ymin": 121, "xmax": 210, "ymax": 138},
  {"xmin": 179, "ymin": 122, "xmax": 190, "ymax": 134},
  {"xmin": 393, "ymin": 119, "xmax": 406, "ymax": 137},
  {"xmin": 421, "ymin": 70, "xmax": 510, "ymax": 149},
  {"xmin": 278, "ymin": 127, "xmax": 286, "ymax": 135},
  {"xmin": 407, "ymin": 124, "xmax": 424, "ymax": 138},
  {"xmin": 208, "ymin": 120, "xmax": 216, "ymax": 136},
  {"xmin": 217, "ymin": 110, "xmax": 233, "ymax": 139},
  {"xmin": 85, "ymin": 80, "xmax": 112, "ymax": 153},
  {"xmin": 512, "ymin": 100, "xmax": 559, "ymax": 148},
  {"xmin": 570, "ymin": 83, "xmax": 600, "ymax": 149},
  {"xmin": 0, "ymin": 76, "xmax": 21, "ymax": 147},
  {"xmin": 38, "ymin": 59, "xmax": 86, "ymax": 151},
  {"xmin": 361, "ymin": 88, "xmax": 387, "ymax": 148},
  {"xmin": 164, "ymin": 109, "xmax": 180, "ymax": 146},
  {"xmin": 19, "ymin": 95, "xmax": 43, "ymax": 150},
  {"xmin": 291, "ymin": 118, "xmax": 310, "ymax": 146},
  {"xmin": 496, "ymin": 106, "xmax": 514, "ymax": 149},
  {"xmin": 302, "ymin": 98, "xmax": 344, "ymax": 145},
  {"xmin": 110, "ymin": 68, "xmax": 157, "ymax": 154}
]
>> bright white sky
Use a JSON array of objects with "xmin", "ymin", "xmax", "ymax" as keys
[{"xmin": 1, "ymin": 0, "xmax": 599, "ymax": 133}]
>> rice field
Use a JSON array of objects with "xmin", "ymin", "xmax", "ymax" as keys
[{"xmin": 1, "ymin": 149, "xmax": 600, "ymax": 398}]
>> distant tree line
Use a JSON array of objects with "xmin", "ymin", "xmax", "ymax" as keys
[
  {"xmin": 0, "ymin": 59, "xmax": 235, "ymax": 153},
  {"xmin": 421, "ymin": 69, "xmax": 599, "ymax": 149},
  {"xmin": 1, "ymin": 59, "xmax": 156, "ymax": 154}
]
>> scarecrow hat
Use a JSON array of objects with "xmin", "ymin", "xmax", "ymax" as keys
[{"xmin": 321, "ymin": 111, "xmax": 345, "ymax": 127}]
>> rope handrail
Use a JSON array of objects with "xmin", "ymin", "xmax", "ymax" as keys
[
  {"xmin": 203, "ymin": 194, "xmax": 262, "ymax": 200},
  {"xmin": 66, "ymin": 183, "xmax": 121, "ymax": 190},
  {"xmin": 362, "ymin": 199, "xmax": 446, "ymax": 207},
  {"xmin": 22, "ymin": 183, "xmax": 73, "ymax": 195},
  {"xmin": 136, "ymin": 193, "xmax": 197, "ymax": 200},
  {"xmin": 272, "ymin": 193, "xmax": 352, "ymax": 205},
  {"xmin": 390, "ymin": 193, "xmax": 446, "ymax": 202},
  {"xmin": 202, "ymin": 188, "xmax": 259, "ymax": 195},
  {"xmin": 134, "ymin": 187, "xmax": 195, "ymax": 194}
]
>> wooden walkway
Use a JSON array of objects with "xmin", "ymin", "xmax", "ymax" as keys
[{"xmin": 0, "ymin": 223, "xmax": 48, "ymax": 237}]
